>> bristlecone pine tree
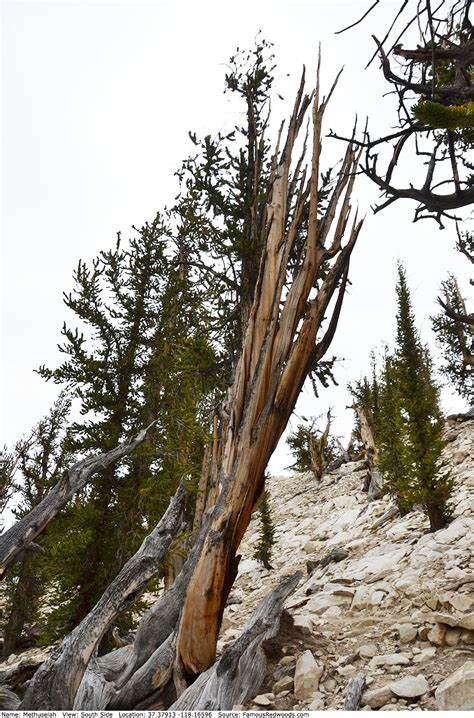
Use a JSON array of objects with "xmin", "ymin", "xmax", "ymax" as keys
[
  {"xmin": 379, "ymin": 263, "xmax": 454, "ymax": 531},
  {"xmin": 286, "ymin": 411, "xmax": 337, "ymax": 479},
  {"xmin": 253, "ymin": 488, "xmax": 276, "ymax": 569},
  {"xmin": 36, "ymin": 217, "xmax": 219, "ymax": 644},
  {"xmin": 7, "ymin": 43, "xmax": 365, "ymax": 711}
]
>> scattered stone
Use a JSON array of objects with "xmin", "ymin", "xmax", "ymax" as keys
[
  {"xmin": 418, "ymin": 625, "xmax": 431, "ymax": 640},
  {"xmin": 308, "ymin": 692, "xmax": 325, "ymax": 710},
  {"xmin": 427, "ymin": 622, "xmax": 447, "ymax": 645},
  {"xmin": 362, "ymin": 685, "xmax": 393, "ymax": 709},
  {"xmin": 273, "ymin": 675, "xmax": 294, "ymax": 694},
  {"xmin": 399, "ymin": 624, "xmax": 417, "ymax": 644},
  {"xmin": 253, "ymin": 693, "xmax": 274, "ymax": 706},
  {"xmin": 279, "ymin": 655, "xmax": 296, "ymax": 666},
  {"xmin": 293, "ymin": 615, "xmax": 313, "ymax": 635},
  {"xmin": 359, "ymin": 643, "xmax": 377, "ymax": 658},
  {"xmin": 320, "ymin": 547, "xmax": 349, "ymax": 567},
  {"xmin": 435, "ymin": 661, "xmax": 474, "ymax": 710},
  {"xmin": 304, "ymin": 541, "xmax": 318, "ymax": 554},
  {"xmin": 390, "ymin": 674, "xmax": 430, "ymax": 698},
  {"xmin": 371, "ymin": 590, "xmax": 386, "ymax": 606},
  {"xmin": 448, "ymin": 594, "xmax": 474, "ymax": 612},
  {"xmin": 412, "ymin": 646, "xmax": 437, "ymax": 663},
  {"xmin": 433, "ymin": 612, "xmax": 474, "ymax": 630},
  {"xmin": 369, "ymin": 653, "xmax": 411, "ymax": 668},
  {"xmin": 445, "ymin": 626, "xmax": 462, "ymax": 646},
  {"xmin": 461, "ymin": 630, "xmax": 474, "ymax": 644},
  {"xmin": 294, "ymin": 650, "xmax": 323, "ymax": 701},
  {"xmin": 323, "ymin": 678, "xmax": 337, "ymax": 691}
]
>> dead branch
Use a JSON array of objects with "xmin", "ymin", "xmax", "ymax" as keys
[{"xmin": 0, "ymin": 420, "xmax": 159, "ymax": 578}]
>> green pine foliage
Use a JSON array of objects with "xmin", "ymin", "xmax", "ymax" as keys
[
  {"xmin": 253, "ymin": 489, "xmax": 276, "ymax": 570},
  {"xmin": 286, "ymin": 415, "xmax": 337, "ymax": 475},
  {"xmin": 431, "ymin": 271, "xmax": 473, "ymax": 405},
  {"xmin": 377, "ymin": 353, "xmax": 413, "ymax": 514},
  {"xmin": 38, "ymin": 218, "xmax": 220, "ymax": 641},
  {"xmin": 377, "ymin": 264, "xmax": 454, "ymax": 531},
  {"xmin": 0, "ymin": 393, "xmax": 72, "ymax": 657}
]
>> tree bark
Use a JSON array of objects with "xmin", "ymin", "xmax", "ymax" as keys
[
  {"xmin": 169, "ymin": 573, "xmax": 301, "ymax": 710},
  {"xmin": 20, "ymin": 481, "xmax": 186, "ymax": 710},
  {"xmin": 0, "ymin": 421, "xmax": 158, "ymax": 579}
]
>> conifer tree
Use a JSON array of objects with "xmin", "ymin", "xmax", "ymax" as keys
[
  {"xmin": 0, "ymin": 393, "xmax": 72, "ymax": 657},
  {"xmin": 286, "ymin": 413, "xmax": 337, "ymax": 478},
  {"xmin": 431, "ymin": 229, "xmax": 473, "ymax": 404},
  {"xmin": 253, "ymin": 489, "xmax": 275, "ymax": 570},
  {"xmin": 38, "ymin": 217, "xmax": 218, "ymax": 639},
  {"xmin": 384, "ymin": 264, "xmax": 453, "ymax": 531},
  {"xmin": 377, "ymin": 353, "xmax": 412, "ymax": 514}
]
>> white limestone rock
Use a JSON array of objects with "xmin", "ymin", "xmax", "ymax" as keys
[
  {"xmin": 435, "ymin": 661, "xmax": 474, "ymax": 710},
  {"xmin": 294, "ymin": 650, "xmax": 324, "ymax": 701},
  {"xmin": 390, "ymin": 674, "xmax": 430, "ymax": 698},
  {"xmin": 399, "ymin": 624, "xmax": 417, "ymax": 643},
  {"xmin": 361, "ymin": 685, "xmax": 393, "ymax": 708}
]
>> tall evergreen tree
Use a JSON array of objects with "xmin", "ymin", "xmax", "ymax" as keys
[
  {"xmin": 377, "ymin": 353, "xmax": 412, "ymax": 514},
  {"xmin": 381, "ymin": 263, "xmax": 453, "ymax": 531},
  {"xmin": 38, "ymin": 217, "xmax": 219, "ymax": 639}
]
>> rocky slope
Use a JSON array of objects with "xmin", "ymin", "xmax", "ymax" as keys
[
  {"xmin": 1, "ymin": 415, "xmax": 472, "ymax": 711},
  {"xmin": 219, "ymin": 414, "xmax": 474, "ymax": 711}
]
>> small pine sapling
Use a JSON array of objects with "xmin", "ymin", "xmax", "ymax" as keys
[{"xmin": 253, "ymin": 489, "xmax": 276, "ymax": 570}]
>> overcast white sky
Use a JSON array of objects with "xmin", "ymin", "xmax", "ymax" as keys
[{"xmin": 2, "ymin": 0, "xmax": 472, "ymax": 475}]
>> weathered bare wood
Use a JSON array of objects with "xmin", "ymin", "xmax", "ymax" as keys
[
  {"xmin": 169, "ymin": 572, "xmax": 301, "ymax": 711},
  {"xmin": 0, "ymin": 421, "xmax": 158, "ymax": 578},
  {"xmin": 0, "ymin": 686, "xmax": 20, "ymax": 710},
  {"xmin": 20, "ymin": 481, "xmax": 186, "ymax": 710},
  {"xmin": 344, "ymin": 671, "xmax": 366, "ymax": 710},
  {"xmin": 175, "ymin": 58, "xmax": 363, "ymax": 677}
]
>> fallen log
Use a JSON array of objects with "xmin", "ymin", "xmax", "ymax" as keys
[
  {"xmin": 19, "ymin": 481, "xmax": 186, "ymax": 710},
  {"xmin": 0, "ymin": 421, "xmax": 158, "ymax": 578},
  {"xmin": 343, "ymin": 671, "xmax": 366, "ymax": 710}
]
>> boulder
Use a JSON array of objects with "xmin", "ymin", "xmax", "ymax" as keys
[
  {"xmin": 359, "ymin": 643, "xmax": 378, "ymax": 658},
  {"xmin": 361, "ymin": 685, "xmax": 393, "ymax": 709},
  {"xmin": 399, "ymin": 624, "xmax": 417, "ymax": 644},
  {"xmin": 435, "ymin": 661, "xmax": 474, "ymax": 710},
  {"xmin": 294, "ymin": 650, "xmax": 324, "ymax": 701},
  {"xmin": 427, "ymin": 622, "xmax": 447, "ymax": 645},
  {"xmin": 390, "ymin": 674, "xmax": 430, "ymax": 698}
]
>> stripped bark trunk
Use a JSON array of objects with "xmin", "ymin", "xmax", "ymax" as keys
[
  {"xmin": 20, "ymin": 482, "xmax": 186, "ymax": 710},
  {"xmin": 353, "ymin": 403, "xmax": 382, "ymax": 500},
  {"xmin": 0, "ymin": 421, "xmax": 158, "ymax": 579},
  {"xmin": 176, "ymin": 63, "xmax": 363, "ymax": 677},
  {"xmin": 169, "ymin": 573, "xmax": 301, "ymax": 710},
  {"xmin": 310, "ymin": 409, "xmax": 332, "ymax": 479}
]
